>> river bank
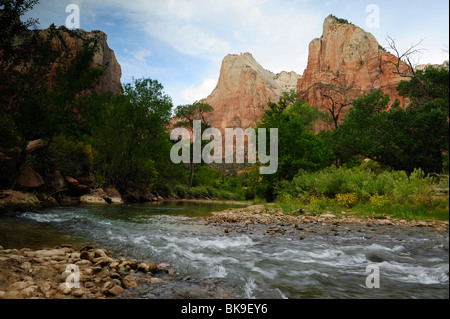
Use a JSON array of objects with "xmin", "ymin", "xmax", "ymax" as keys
[
  {"xmin": 0, "ymin": 244, "xmax": 176, "ymax": 299},
  {"xmin": 1, "ymin": 201, "xmax": 448, "ymax": 299},
  {"xmin": 205, "ymin": 204, "xmax": 449, "ymax": 233}
]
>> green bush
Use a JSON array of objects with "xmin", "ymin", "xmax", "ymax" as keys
[
  {"xmin": 189, "ymin": 186, "xmax": 210, "ymax": 199},
  {"xmin": 50, "ymin": 135, "xmax": 94, "ymax": 177},
  {"xmin": 174, "ymin": 184, "xmax": 188, "ymax": 199},
  {"xmin": 0, "ymin": 113, "xmax": 21, "ymax": 149}
]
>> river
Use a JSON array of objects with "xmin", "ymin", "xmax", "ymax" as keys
[{"xmin": 0, "ymin": 201, "xmax": 448, "ymax": 299}]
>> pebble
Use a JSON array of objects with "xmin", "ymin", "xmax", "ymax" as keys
[{"xmin": 0, "ymin": 245, "xmax": 175, "ymax": 299}]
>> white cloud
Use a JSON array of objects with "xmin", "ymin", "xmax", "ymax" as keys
[
  {"xmin": 180, "ymin": 78, "xmax": 217, "ymax": 104},
  {"xmin": 124, "ymin": 48, "xmax": 152, "ymax": 62}
]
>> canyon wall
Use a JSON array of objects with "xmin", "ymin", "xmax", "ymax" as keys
[{"xmin": 297, "ymin": 14, "xmax": 410, "ymax": 131}]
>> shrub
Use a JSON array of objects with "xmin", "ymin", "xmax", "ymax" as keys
[
  {"xmin": 174, "ymin": 185, "xmax": 188, "ymax": 199},
  {"xmin": 189, "ymin": 186, "xmax": 210, "ymax": 199},
  {"xmin": 50, "ymin": 135, "xmax": 94, "ymax": 177},
  {"xmin": 335, "ymin": 193, "xmax": 358, "ymax": 208},
  {"xmin": 369, "ymin": 194, "xmax": 390, "ymax": 209}
]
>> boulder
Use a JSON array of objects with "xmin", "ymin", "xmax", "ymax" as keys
[
  {"xmin": 26, "ymin": 139, "xmax": 46, "ymax": 154},
  {"xmin": 16, "ymin": 165, "xmax": 44, "ymax": 189},
  {"xmin": 108, "ymin": 285, "xmax": 125, "ymax": 297},
  {"xmin": 0, "ymin": 190, "xmax": 41, "ymax": 214},
  {"xmin": 121, "ymin": 276, "xmax": 139, "ymax": 289},
  {"xmin": 80, "ymin": 195, "xmax": 107, "ymax": 205}
]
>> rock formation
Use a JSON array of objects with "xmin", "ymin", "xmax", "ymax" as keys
[
  {"xmin": 297, "ymin": 14, "xmax": 411, "ymax": 131},
  {"xmin": 201, "ymin": 52, "xmax": 300, "ymax": 132},
  {"xmin": 37, "ymin": 26, "xmax": 122, "ymax": 95}
]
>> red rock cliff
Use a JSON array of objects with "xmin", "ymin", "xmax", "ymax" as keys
[
  {"xmin": 297, "ymin": 15, "xmax": 410, "ymax": 131},
  {"xmin": 201, "ymin": 52, "xmax": 300, "ymax": 132},
  {"xmin": 37, "ymin": 26, "xmax": 122, "ymax": 95}
]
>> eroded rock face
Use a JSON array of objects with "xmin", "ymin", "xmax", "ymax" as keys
[
  {"xmin": 201, "ymin": 53, "xmax": 300, "ymax": 132},
  {"xmin": 37, "ymin": 26, "xmax": 122, "ymax": 95},
  {"xmin": 297, "ymin": 14, "xmax": 410, "ymax": 131}
]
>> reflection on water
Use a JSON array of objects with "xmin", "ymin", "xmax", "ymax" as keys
[{"xmin": 0, "ymin": 202, "xmax": 448, "ymax": 299}]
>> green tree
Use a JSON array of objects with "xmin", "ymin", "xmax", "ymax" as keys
[
  {"xmin": 90, "ymin": 78, "xmax": 174, "ymax": 190},
  {"xmin": 335, "ymin": 84, "xmax": 448, "ymax": 173},
  {"xmin": 255, "ymin": 95, "xmax": 333, "ymax": 200},
  {"xmin": 173, "ymin": 102, "xmax": 214, "ymax": 191}
]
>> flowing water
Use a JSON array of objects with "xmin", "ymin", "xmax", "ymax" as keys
[{"xmin": 0, "ymin": 201, "xmax": 448, "ymax": 299}]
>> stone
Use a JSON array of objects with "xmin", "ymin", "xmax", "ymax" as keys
[
  {"xmin": 34, "ymin": 249, "xmax": 66, "ymax": 258},
  {"xmin": 58, "ymin": 283, "xmax": 72, "ymax": 295},
  {"xmin": 121, "ymin": 276, "xmax": 139, "ymax": 289},
  {"xmin": 16, "ymin": 165, "xmax": 45, "ymax": 189},
  {"xmin": 80, "ymin": 251, "xmax": 92, "ymax": 261},
  {"xmin": 80, "ymin": 195, "xmax": 107, "ymax": 205},
  {"xmin": 108, "ymin": 285, "xmax": 125, "ymax": 296},
  {"xmin": 7, "ymin": 281, "xmax": 28, "ymax": 291},
  {"xmin": 1, "ymin": 290, "xmax": 23, "ymax": 299},
  {"xmin": 72, "ymin": 288, "xmax": 85, "ymax": 298},
  {"xmin": 9, "ymin": 254, "xmax": 26, "ymax": 263},
  {"xmin": 75, "ymin": 259, "xmax": 92, "ymax": 267},
  {"xmin": 0, "ymin": 190, "xmax": 41, "ymax": 213},
  {"xmin": 60, "ymin": 196, "xmax": 80, "ymax": 206},
  {"xmin": 20, "ymin": 287, "xmax": 36, "ymax": 298},
  {"xmin": 25, "ymin": 139, "xmax": 46, "ymax": 153},
  {"xmin": 93, "ymin": 257, "xmax": 114, "ymax": 266},
  {"xmin": 137, "ymin": 263, "xmax": 149, "ymax": 273},
  {"xmin": 36, "ymin": 194, "xmax": 59, "ymax": 208},
  {"xmin": 94, "ymin": 249, "xmax": 108, "ymax": 258},
  {"xmin": 149, "ymin": 278, "xmax": 164, "ymax": 284}
]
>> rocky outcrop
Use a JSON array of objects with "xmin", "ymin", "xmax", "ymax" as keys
[
  {"xmin": 415, "ymin": 60, "xmax": 449, "ymax": 72},
  {"xmin": 273, "ymin": 71, "xmax": 301, "ymax": 92},
  {"xmin": 201, "ymin": 52, "xmax": 300, "ymax": 132},
  {"xmin": 297, "ymin": 14, "xmax": 411, "ymax": 131},
  {"xmin": 0, "ymin": 190, "xmax": 42, "ymax": 213},
  {"xmin": 37, "ymin": 26, "xmax": 122, "ymax": 95}
]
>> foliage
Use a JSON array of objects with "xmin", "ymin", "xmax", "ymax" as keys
[
  {"xmin": 274, "ymin": 165, "xmax": 447, "ymax": 220},
  {"xmin": 87, "ymin": 78, "xmax": 177, "ymax": 190},
  {"xmin": 334, "ymin": 88, "xmax": 448, "ymax": 174},
  {"xmin": 335, "ymin": 193, "xmax": 358, "ymax": 208},
  {"xmin": 49, "ymin": 135, "xmax": 94, "ymax": 178},
  {"xmin": 0, "ymin": 113, "xmax": 21, "ymax": 149},
  {"xmin": 255, "ymin": 95, "xmax": 334, "ymax": 200},
  {"xmin": 173, "ymin": 101, "xmax": 214, "ymax": 190}
]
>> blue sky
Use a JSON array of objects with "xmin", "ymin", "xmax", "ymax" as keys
[{"xmin": 25, "ymin": 0, "xmax": 449, "ymax": 107}]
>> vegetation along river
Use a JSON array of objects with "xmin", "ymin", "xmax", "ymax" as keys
[{"xmin": 0, "ymin": 201, "xmax": 448, "ymax": 299}]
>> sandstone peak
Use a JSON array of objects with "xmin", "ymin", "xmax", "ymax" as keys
[
  {"xmin": 297, "ymin": 15, "xmax": 410, "ymax": 131},
  {"xmin": 201, "ymin": 53, "xmax": 299, "ymax": 132}
]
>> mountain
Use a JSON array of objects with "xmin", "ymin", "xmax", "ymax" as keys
[
  {"xmin": 297, "ymin": 14, "xmax": 410, "ymax": 130},
  {"xmin": 37, "ymin": 26, "xmax": 122, "ymax": 95},
  {"xmin": 201, "ymin": 52, "xmax": 300, "ymax": 132}
]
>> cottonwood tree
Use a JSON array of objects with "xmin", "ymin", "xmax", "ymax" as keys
[
  {"xmin": 173, "ymin": 102, "xmax": 213, "ymax": 191},
  {"xmin": 314, "ymin": 82, "xmax": 353, "ymax": 129}
]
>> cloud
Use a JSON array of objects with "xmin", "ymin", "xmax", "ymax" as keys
[
  {"xmin": 180, "ymin": 78, "xmax": 217, "ymax": 104},
  {"xmin": 124, "ymin": 48, "xmax": 152, "ymax": 62}
]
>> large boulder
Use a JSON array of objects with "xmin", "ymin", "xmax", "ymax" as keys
[
  {"xmin": 16, "ymin": 165, "xmax": 44, "ymax": 189},
  {"xmin": 0, "ymin": 190, "xmax": 41, "ymax": 214}
]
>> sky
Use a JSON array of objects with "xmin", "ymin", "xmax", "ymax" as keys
[{"xmin": 24, "ymin": 0, "xmax": 449, "ymax": 107}]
